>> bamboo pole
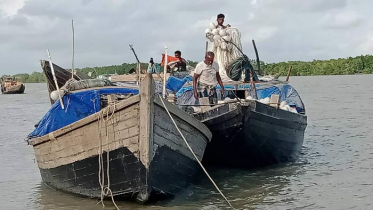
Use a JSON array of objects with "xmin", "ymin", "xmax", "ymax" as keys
[
  {"xmin": 137, "ymin": 62, "xmax": 141, "ymax": 84},
  {"xmin": 205, "ymin": 41, "xmax": 208, "ymax": 55},
  {"xmin": 286, "ymin": 65, "xmax": 293, "ymax": 82},
  {"xmin": 71, "ymin": 19, "xmax": 75, "ymax": 79},
  {"xmin": 47, "ymin": 49, "xmax": 65, "ymax": 109},
  {"xmin": 252, "ymin": 39, "xmax": 261, "ymax": 75},
  {"xmin": 162, "ymin": 45, "xmax": 168, "ymax": 99}
]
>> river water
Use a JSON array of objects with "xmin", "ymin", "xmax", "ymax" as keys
[{"xmin": 0, "ymin": 75, "xmax": 372, "ymax": 210}]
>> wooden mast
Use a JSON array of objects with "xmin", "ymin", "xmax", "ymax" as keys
[
  {"xmin": 286, "ymin": 66, "xmax": 293, "ymax": 82},
  {"xmin": 71, "ymin": 19, "xmax": 75, "ymax": 79}
]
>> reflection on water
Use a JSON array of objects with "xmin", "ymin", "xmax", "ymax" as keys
[
  {"xmin": 31, "ymin": 163, "xmax": 303, "ymax": 210},
  {"xmin": 1, "ymin": 75, "xmax": 373, "ymax": 210}
]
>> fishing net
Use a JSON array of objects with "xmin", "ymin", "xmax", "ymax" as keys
[
  {"xmin": 225, "ymin": 54, "xmax": 256, "ymax": 81},
  {"xmin": 205, "ymin": 26, "xmax": 243, "ymax": 82},
  {"xmin": 62, "ymin": 79, "xmax": 114, "ymax": 92}
]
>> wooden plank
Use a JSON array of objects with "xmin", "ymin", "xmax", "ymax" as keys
[
  {"xmin": 152, "ymin": 106, "xmax": 206, "ymax": 161},
  {"xmin": 154, "ymin": 97, "xmax": 212, "ymax": 141},
  {"xmin": 31, "ymin": 96, "xmax": 142, "ymax": 169},
  {"xmin": 138, "ymin": 73, "xmax": 155, "ymax": 169}
]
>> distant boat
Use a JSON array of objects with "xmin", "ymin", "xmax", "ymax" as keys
[
  {"xmin": 178, "ymin": 81, "xmax": 307, "ymax": 167},
  {"xmin": 1, "ymin": 76, "xmax": 25, "ymax": 94},
  {"xmin": 27, "ymin": 71, "xmax": 211, "ymax": 203}
]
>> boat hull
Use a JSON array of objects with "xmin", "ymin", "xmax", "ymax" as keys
[
  {"xmin": 28, "ymin": 74, "xmax": 211, "ymax": 203},
  {"xmin": 1, "ymin": 84, "xmax": 25, "ymax": 94},
  {"xmin": 198, "ymin": 101, "xmax": 307, "ymax": 167},
  {"xmin": 39, "ymin": 146, "xmax": 145, "ymax": 198},
  {"xmin": 39, "ymin": 144, "xmax": 201, "ymax": 200}
]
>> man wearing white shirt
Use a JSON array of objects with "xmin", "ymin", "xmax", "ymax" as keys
[{"xmin": 193, "ymin": 51, "xmax": 225, "ymax": 105}]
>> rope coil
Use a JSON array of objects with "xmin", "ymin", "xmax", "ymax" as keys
[{"xmin": 97, "ymin": 102, "xmax": 120, "ymax": 210}]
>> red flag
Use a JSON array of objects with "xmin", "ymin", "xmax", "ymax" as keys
[{"xmin": 161, "ymin": 54, "xmax": 179, "ymax": 66}]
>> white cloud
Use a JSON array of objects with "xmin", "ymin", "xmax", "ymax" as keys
[
  {"xmin": 0, "ymin": 0, "xmax": 28, "ymax": 16},
  {"xmin": 321, "ymin": 11, "xmax": 362, "ymax": 29},
  {"xmin": 358, "ymin": 33, "xmax": 373, "ymax": 54}
]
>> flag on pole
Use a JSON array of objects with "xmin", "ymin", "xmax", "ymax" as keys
[{"xmin": 161, "ymin": 54, "xmax": 179, "ymax": 66}]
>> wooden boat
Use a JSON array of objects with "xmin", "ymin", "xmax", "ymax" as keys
[
  {"xmin": 179, "ymin": 82, "xmax": 307, "ymax": 167},
  {"xmin": 1, "ymin": 76, "xmax": 25, "ymax": 94},
  {"xmin": 40, "ymin": 60, "xmax": 91, "ymax": 104},
  {"xmin": 27, "ymin": 74, "xmax": 211, "ymax": 203}
]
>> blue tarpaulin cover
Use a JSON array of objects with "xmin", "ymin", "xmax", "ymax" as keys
[
  {"xmin": 28, "ymin": 88, "xmax": 138, "ymax": 138},
  {"xmin": 176, "ymin": 83, "xmax": 305, "ymax": 111},
  {"xmin": 165, "ymin": 76, "xmax": 193, "ymax": 92}
]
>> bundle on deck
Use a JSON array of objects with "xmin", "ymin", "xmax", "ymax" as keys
[
  {"xmin": 62, "ymin": 79, "xmax": 114, "ymax": 92},
  {"xmin": 225, "ymin": 54, "xmax": 256, "ymax": 81}
]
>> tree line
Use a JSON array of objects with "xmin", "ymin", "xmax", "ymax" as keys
[
  {"xmin": 260, "ymin": 55, "xmax": 373, "ymax": 76},
  {"xmin": 3, "ymin": 55, "xmax": 373, "ymax": 83}
]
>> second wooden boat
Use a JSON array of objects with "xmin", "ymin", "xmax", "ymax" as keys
[
  {"xmin": 178, "ymin": 82, "xmax": 307, "ymax": 167},
  {"xmin": 194, "ymin": 99, "xmax": 307, "ymax": 167}
]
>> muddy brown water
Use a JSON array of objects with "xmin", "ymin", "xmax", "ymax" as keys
[{"xmin": 1, "ymin": 75, "xmax": 372, "ymax": 210}]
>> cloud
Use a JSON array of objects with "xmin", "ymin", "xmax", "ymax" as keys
[
  {"xmin": 0, "ymin": 0, "xmax": 28, "ymax": 16},
  {"xmin": 320, "ymin": 11, "xmax": 363, "ymax": 29},
  {"xmin": 0, "ymin": 0, "xmax": 373, "ymax": 75},
  {"xmin": 258, "ymin": 0, "xmax": 347, "ymax": 13}
]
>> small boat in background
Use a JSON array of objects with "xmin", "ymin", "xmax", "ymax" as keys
[{"xmin": 1, "ymin": 76, "xmax": 25, "ymax": 94}]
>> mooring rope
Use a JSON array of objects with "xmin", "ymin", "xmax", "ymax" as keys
[
  {"xmin": 97, "ymin": 102, "xmax": 120, "ymax": 210},
  {"xmin": 157, "ymin": 95, "xmax": 235, "ymax": 209}
]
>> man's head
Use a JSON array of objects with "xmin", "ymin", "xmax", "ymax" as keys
[
  {"xmin": 204, "ymin": 51, "xmax": 215, "ymax": 65},
  {"xmin": 175, "ymin": 50, "xmax": 181, "ymax": 58},
  {"xmin": 217, "ymin": 13, "xmax": 225, "ymax": 26}
]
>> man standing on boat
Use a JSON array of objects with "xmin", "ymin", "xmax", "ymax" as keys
[
  {"xmin": 193, "ymin": 51, "xmax": 225, "ymax": 104},
  {"xmin": 216, "ymin": 13, "xmax": 231, "ymax": 29}
]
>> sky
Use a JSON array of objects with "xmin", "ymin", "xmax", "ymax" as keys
[{"xmin": 0, "ymin": 0, "xmax": 373, "ymax": 75}]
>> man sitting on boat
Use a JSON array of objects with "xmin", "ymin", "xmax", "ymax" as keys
[
  {"xmin": 167, "ymin": 50, "xmax": 187, "ymax": 72},
  {"xmin": 193, "ymin": 51, "xmax": 225, "ymax": 105}
]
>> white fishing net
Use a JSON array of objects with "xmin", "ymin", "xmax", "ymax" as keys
[{"xmin": 205, "ymin": 23, "xmax": 243, "ymax": 82}]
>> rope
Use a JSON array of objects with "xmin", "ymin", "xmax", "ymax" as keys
[
  {"xmin": 157, "ymin": 95, "xmax": 235, "ymax": 209},
  {"xmin": 97, "ymin": 102, "xmax": 120, "ymax": 210}
]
